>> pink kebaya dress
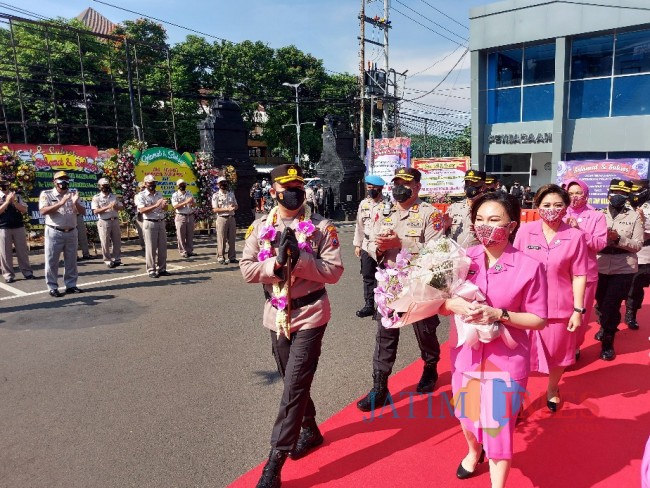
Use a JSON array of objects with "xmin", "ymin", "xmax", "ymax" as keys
[
  {"xmin": 514, "ymin": 220, "xmax": 588, "ymax": 372},
  {"xmin": 449, "ymin": 244, "xmax": 548, "ymax": 460}
]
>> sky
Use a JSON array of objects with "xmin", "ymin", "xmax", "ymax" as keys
[{"xmin": 2, "ymin": 0, "xmax": 492, "ymax": 136}]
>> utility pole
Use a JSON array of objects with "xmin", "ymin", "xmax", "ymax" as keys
[
  {"xmin": 381, "ymin": 0, "xmax": 389, "ymax": 138},
  {"xmin": 369, "ymin": 95, "xmax": 375, "ymax": 173},
  {"xmin": 359, "ymin": 0, "xmax": 365, "ymax": 162}
]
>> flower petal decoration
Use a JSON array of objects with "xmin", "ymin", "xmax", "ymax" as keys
[
  {"xmin": 271, "ymin": 295, "xmax": 288, "ymax": 310},
  {"xmin": 296, "ymin": 220, "xmax": 315, "ymax": 236},
  {"xmin": 258, "ymin": 248, "xmax": 273, "ymax": 261},
  {"xmin": 259, "ymin": 225, "xmax": 277, "ymax": 241}
]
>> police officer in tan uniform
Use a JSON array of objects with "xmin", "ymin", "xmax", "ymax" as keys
[
  {"xmin": 484, "ymin": 174, "xmax": 497, "ymax": 192},
  {"xmin": 171, "ymin": 178, "xmax": 195, "ymax": 258},
  {"xmin": 39, "ymin": 171, "xmax": 86, "ymax": 297},
  {"xmin": 212, "ymin": 176, "xmax": 238, "ymax": 264},
  {"xmin": 353, "ymin": 174, "xmax": 385, "ymax": 318},
  {"xmin": 625, "ymin": 179, "xmax": 650, "ymax": 330},
  {"xmin": 136, "ymin": 174, "xmax": 170, "ymax": 278},
  {"xmin": 0, "ymin": 176, "xmax": 35, "ymax": 283},
  {"xmin": 240, "ymin": 164, "xmax": 344, "ymax": 488},
  {"xmin": 594, "ymin": 179, "xmax": 643, "ymax": 360},
  {"xmin": 445, "ymin": 169, "xmax": 486, "ymax": 248},
  {"xmin": 357, "ymin": 167, "xmax": 445, "ymax": 412},
  {"xmin": 92, "ymin": 177, "xmax": 123, "ymax": 268}
]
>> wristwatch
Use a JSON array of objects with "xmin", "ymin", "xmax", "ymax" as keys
[
  {"xmin": 574, "ymin": 307, "xmax": 587, "ymax": 314},
  {"xmin": 500, "ymin": 309, "xmax": 510, "ymax": 322}
]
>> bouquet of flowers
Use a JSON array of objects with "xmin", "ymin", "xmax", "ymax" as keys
[{"xmin": 193, "ymin": 152, "xmax": 218, "ymax": 221}]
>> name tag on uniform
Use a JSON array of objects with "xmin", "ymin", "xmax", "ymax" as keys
[
  {"xmin": 406, "ymin": 219, "xmax": 423, "ymax": 229},
  {"xmin": 527, "ymin": 245, "xmax": 541, "ymax": 250}
]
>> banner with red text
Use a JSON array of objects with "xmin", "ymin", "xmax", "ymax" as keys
[{"xmin": 412, "ymin": 157, "xmax": 470, "ymax": 197}]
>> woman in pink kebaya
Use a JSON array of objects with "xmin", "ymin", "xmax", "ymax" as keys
[
  {"xmin": 563, "ymin": 178, "xmax": 608, "ymax": 358},
  {"xmin": 514, "ymin": 184, "xmax": 588, "ymax": 412}
]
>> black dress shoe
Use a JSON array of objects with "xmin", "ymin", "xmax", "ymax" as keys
[
  {"xmin": 356, "ymin": 305, "xmax": 374, "ymax": 318},
  {"xmin": 158, "ymin": 270, "xmax": 172, "ymax": 276},
  {"xmin": 289, "ymin": 423, "xmax": 324, "ymax": 460},
  {"xmin": 229, "ymin": 258, "xmax": 239, "ymax": 264},
  {"xmin": 600, "ymin": 347, "xmax": 616, "ymax": 361},
  {"xmin": 456, "ymin": 447, "xmax": 485, "ymax": 479},
  {"xmin": 627, "ymin": 320, "xmax": 640, "ymax": 330},
  {"xmin": 49, "ymin": 289, "xmax": 63, "ymax": 298},
  {"xmin": 107, "ymin": 262, "xmax": 116, "ymax": 269},
  {"xmin": 416, "ymin": 365, "xmax": 438, "ymax": 393},
  {"xmin": 5, "ymin": 277, "xmax": 15, "ymax": 283},
  {"xmin": 114, "ymin": 261, "xmax": 122, "ymax": 266},
  {"xmin": 149, "ymin": 272, "xmax": 159, "ymax": 278},
  {"xmin": 65, "ymin": 286, "xmax": 84, "ymax": 294},
  {"xmin": 24, "ymin": 275, "xmax": 36, "ymax": 280}
]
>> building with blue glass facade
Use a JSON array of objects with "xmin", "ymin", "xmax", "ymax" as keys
[{"xmin": 470, "ymin": 0, "xmax": 650, "ymax": 189}]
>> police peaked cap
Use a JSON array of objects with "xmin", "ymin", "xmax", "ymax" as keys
[
  {"xmin": 630, "ymin": 179, "xmax": 650, "ymax": 192},
  {"xmin": 464, "ymin": 170, "xmax": 486, "ymax": 183},
  {"xmin": 484, "ymin": 174, "xmax": 496, "ymax": 184},
  {"xmin": 608, "ymin": 179, "xmax": 633, "ymax": 193},
  {"xmin": 392, "ymin": 167, "xmax": 421, "ymax": 182},
  {"xmin": 271, "ymin": 164, "xmax": 304, "ymax": 184},
  {"xmin": 365, "ymin": 174, "xmax": 385, "ymax": 186}
]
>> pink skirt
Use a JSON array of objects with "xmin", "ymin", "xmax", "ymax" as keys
[{"xmin": 529, "ymin": 318, "xmax": 576, "ymax": 374}]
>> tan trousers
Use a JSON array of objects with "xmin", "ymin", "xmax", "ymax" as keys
[
  {"xmin": 175, "ymin": 214, "xmax": 194, "ymax": 255},
  {"xmin": 216, "ymin": 215, "xmax": 236, "ymax": 260},
  {"xmin": 0, "ymin": 227, "xmax": 33, "ymax": 281},
  {"xmin": 143, "ymin": 220, "xmax": 167, "ymax": 273},
  {"xmin": 97, "ymin": 218, "xmax": 122, "ymax": 264}
]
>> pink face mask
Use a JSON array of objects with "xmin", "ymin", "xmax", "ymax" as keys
[
  {"xmin": 473, "ymin": 223, "xmax": 511, "ymax": 248},
  {"xmin": 570, "ymin": 195, "xmax": 588, "ymax": 209},
  {"xmin": 538, "ymin": 207, "xmax": 567, "ymax": 224}
]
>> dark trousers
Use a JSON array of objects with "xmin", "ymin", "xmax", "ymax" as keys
[
  {"xmin": 626, "ymin": 263, "xmax": 650, "ymax": 311},
  {"xmin": 596, "ymin": 273, "xmax": 634, "ymax": 335},
  {"xmin": 360, "ymin": 249, "xmax": 377, "ymax": 304},
  {"xmin": 373, "ymin": 315, "xmax": 440, "ymax": 375},
  {"xmin": 270, "ymin": 326, "xmax": 326, "ymax": 451}
]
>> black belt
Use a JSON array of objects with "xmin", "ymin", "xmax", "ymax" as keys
[
  {"xmin": 217, "ymin": 214, "xmax": 234, "ymax": 218},
  {"xmin": 264, "ymin": 288, "xmax": 326, "ymax": 309},
  {"xmin": 600, "ymin": 247, "xmax": 631, "ymax": 255},
  {"xmin": 46, "ymin": 224, "xmax": 76, "ymax": 233},
  {"xmin": 144, "ymin": 219, "xmax": 164, "ymax": 222},
  {"xmin": 100, "ymin": 217, "xmax": 118, "ymax": 221}
]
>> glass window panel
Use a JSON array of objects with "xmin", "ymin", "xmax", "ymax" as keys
[
  {"xmin": 569, "ymin": 79, "xmax": 611, "ymax": 118},
  {"xmin": 565, "ymin": 152, "xmax": 607, "ymax": 161},
  {"xmin": 571, "ymin": 35, "xmax": 614, "ymax": 79},
  {"xmin": 487, "ymin": 88, "xmax": 521, "ymax": 123},
  {"xmin": 608, "ymin": 151, "xmax": 650, "ymax": 159},
  {"xmin": 522, "ymin": 84, "xmax": 554, "ymax": 121},
  {"xmin": 488, "ymin": 48, "xmax": 523, "ymax": 88},
  {"xmin": 615, "ymin": 30, "xmax": 650, "ymax": 75},
  {"xmin": 485, "ymin": 154, "xmax": 531, "ymax": 174},
  {"xmin": 524, "ymin": 43, "xmax": 556, "ymax": 84},
  {"xmin": 612, "ymin": 74, "xmax": 650, "ymax": 116}
]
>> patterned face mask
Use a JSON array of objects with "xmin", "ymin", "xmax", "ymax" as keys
[
  {"xmin": 570, "ymin": 195, "xmax": 588, "ymax": 208},
  {"xmin": 538, "ymin": 206, "xmax": 567, "ymax": 224},
  {"xmin": 473, "ymin": 223, "xmax": 511, "ymax": 248}
]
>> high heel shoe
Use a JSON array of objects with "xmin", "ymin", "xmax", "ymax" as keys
[
  {"xmin": 456, "ymin": 446, "xmax": 486, "ymax": 480},
  {"xmin": 547, "ymin": 389, "xmax": 560, "ymax": 413}
]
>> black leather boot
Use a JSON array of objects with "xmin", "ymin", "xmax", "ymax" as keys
[
  {"xmin": 600, "ymin": 334, "xmax": 616, "ymax": 361},
  {"xmin": 256, "ymin": 449, "xmax": 288, "ymax": 488},
  {"xmin": 357, "ymin": 371, "xmax": 390, "ymax": 412},
  {"xmin": 594, "ymin": 327, "xmax": 604, "ymax": 341},
  {"xmin": 625, "ymin": 308, "xmax": 640, "ymax": 330},
  {"xmin": 356, "ymin": 300, "xmax": 375, "ymax": 318},
  {"xmin": 289, "ymin": 419, "xmax": 324, "ymax": 460},
  {"xmin": 416, "ymin": 364, "xmax": 438, "ymax": 393}
]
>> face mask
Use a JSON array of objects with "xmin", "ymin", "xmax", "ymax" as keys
[
  {"xmin": 277, "ymin": 187, "xmax": 305, "ymax": 210},
  {"xmin": 609, "ymin": 194, "xmax": 628, "ymax": 209},
  {"xmin": 570, "ymin": 195, "xmax": 588, "ymax": 209},
  {"xmin": 392, "ymin": 184, "xmax": 412, "ymax": 203},
  {"xmin": 368, "ymin": 188, "xmax": 380, "ymax": 199},
  {"xmin": 178, "ymin": 184, "xmax": 186, "ymax": 191},
  {"xmin": 473, "ymin": 223, "xmax": 511, "ymax": 248},
  {"xmin": 146, "ymin": 184, "xmax": 156, "ymax": 191},
  {"xmin": 56, "ymin": 180, "xmax": 69, "ymax": 190},
  {"xmin": 100, "ymin": 185, "xmax": 110, "ymax": 193},
  {"xmin": 465, "ymin": 186, "xmax": 481, "ymax": 199},
  {"xmin": 538, "ymin": 206, "xmax": 566, "ymax": 224}
]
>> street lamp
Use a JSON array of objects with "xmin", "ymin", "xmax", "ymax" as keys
[{"xmin": 282, "ymin": 77, "xmax": 310, "ymax": 165}]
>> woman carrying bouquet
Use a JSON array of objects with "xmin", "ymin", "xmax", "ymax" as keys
[
  {"xmin": 563, "ymin": 178, "xmax": 607, "ymax": 359},
  {"xmin": 514, "ymin": 184, "xmax": 588, "ymax": 411},
  {"xmin": 442, "ymin": 192, "xmax": 547, "ymax": 488}
]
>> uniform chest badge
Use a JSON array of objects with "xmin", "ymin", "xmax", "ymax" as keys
[{"xmin": 245, "ymin": 224, "xmax": 255, "ymax": 240}]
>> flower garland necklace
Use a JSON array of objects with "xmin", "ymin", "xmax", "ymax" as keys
[{"xmin": 257, "ymin": 205, "xmax": 315, "ymax": 338}]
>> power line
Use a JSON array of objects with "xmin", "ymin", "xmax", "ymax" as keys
[
  {"xmin": 406, "ymin": 44, "xmax": 465, "ymax": 79},
  {"xmin": 419, "ymin": 0, "xmax": 469, "ymax": 30},
  {"xmin": 390, "ymin": 5, "xmax": 468, "ymax": 48},
  {"xmin": 403, "ymin": 48, "xmax": 469, "ymax": 102},
  {"xmin": 393, "ymin": 0, "xmax": 468, "ymax": 43}
]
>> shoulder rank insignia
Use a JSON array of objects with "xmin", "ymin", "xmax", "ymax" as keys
[
  {"xmin": 411, "ymin": 204, "xmax": 419, "ymax": 213},
  {"xmin": 244, "ymin": 224, "xmax": 255, "ymax": 240}
]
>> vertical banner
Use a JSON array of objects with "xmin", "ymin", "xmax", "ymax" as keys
[
  {"xmin": 412, "ymin": 157, "xmax": 470, "ymax": 197},
  {"xmin": 135, "ymin": 147, "xmax": 197, "ymax": 199},
  {"xmin": 366, "ymin": 137, "xmax": 411, "ymax": 196},
  {"xmin": 7, "ymin": 144, "xmax": 105, "ymax": 228},
  {"xmin": 557, "ymin": 159, "xmax": 649, "ymax": 208}
]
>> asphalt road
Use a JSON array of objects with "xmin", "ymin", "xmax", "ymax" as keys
[{"xmin": 0, "ymin": 224, "xmax": 450, "ymax": 488}]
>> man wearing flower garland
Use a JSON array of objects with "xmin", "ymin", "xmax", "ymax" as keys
[
  {"xmin": 353, "ymin": 174, "xmax": 385, "ymax": 318},
  {"xmin": 240, "ymin": 164, "xmax": 344, "ymax": 488},
  {"xmin": 0, "ymin": 176, "xmax": 35, "ymax": 283},
  {"xmin": 357, "ymin": 167, "xmax": 445, "ymax": 412}
]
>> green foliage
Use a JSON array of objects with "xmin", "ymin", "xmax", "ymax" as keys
[{"xmin": 408, "ymin": 125, "xmax": 471, "ymax": 158}]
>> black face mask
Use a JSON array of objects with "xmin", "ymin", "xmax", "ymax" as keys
[
  {"xmin": 465, "ymin": 186, "xmax": 482, "ymax": 199},
  {"xmin": 392, "ymin": 184, "xmax": 412, "ymax": 203},
  {"xmin": 146, "ymin": 184, "xmax": 156, "ymax": 192},
  {"xmin": 100, "ymin": 185, "xmax": 110, "ymax": 193},
  {"xmin": 178, "ymin": 185, "xmax": 186, "ymax": 191},
  {"xmin": 56, "ymin": 180, "xmax": 69, "ymax": 190},
  {"xmin": 609, "ymin": 194, "xmax": 628, "ymax": 209},
  {"xmin": 277, "ymin": 187, "xmax": 306, "ymax": 210},
  {"xmin": 219, "ymin": 185, "xmax": 228, "ymax": 191},
  {"xmin": 368, "ymin": 188, "xmax": 380, "ymax": 199}
]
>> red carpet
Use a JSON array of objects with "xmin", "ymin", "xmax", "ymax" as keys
[{"xmin": 230, "ymin": 309, "xmax": 650, "ymax": 488}]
